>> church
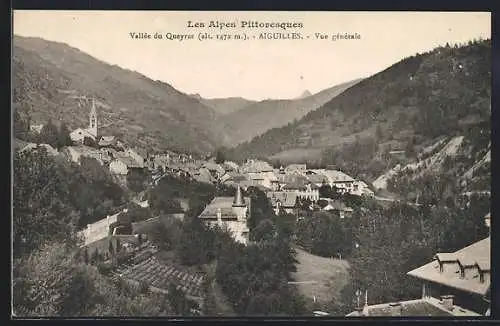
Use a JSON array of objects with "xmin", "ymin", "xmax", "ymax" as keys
[{"xmin": 70, "ymin": 97, "xmax": 99, "ymax": 144}]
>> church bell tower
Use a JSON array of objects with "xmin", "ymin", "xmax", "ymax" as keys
[{"xmin": 88, "ymin": 97, "xmax": 98, "ymax": 138}]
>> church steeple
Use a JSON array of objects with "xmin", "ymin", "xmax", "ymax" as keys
[
  {"xmin": 88, "ymin": 97, "xmax": 98, "ymax": 138},
  {"xmin": 233, "ymin": 185, "xmax": 245, "ymax": 207}
]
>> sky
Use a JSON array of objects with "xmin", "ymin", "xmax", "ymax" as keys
[{"xmin": 13, "ymin": 11, "xmax": 491, "ymax": 101}]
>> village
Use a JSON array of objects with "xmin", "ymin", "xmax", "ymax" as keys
[{"xmin": 14, "ymin": 97, "xmax": 491, "ymax": 317}]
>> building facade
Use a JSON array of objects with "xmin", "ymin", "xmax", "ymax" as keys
[{"xmin": 198, "ymin": 186, "xmax": 251, "ymax": 245}]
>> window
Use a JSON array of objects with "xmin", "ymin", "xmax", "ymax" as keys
[{"xmin": 480, "ymin": 272, "xmax": 484, "ymax": 283}]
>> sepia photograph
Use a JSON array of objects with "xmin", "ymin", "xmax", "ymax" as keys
[{"xmin": 11, "ymin": 10, "xmax": 491, "ymax": 318}]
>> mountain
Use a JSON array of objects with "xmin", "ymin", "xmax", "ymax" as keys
[
  {"xmin": 221, "ymin": 79, "xmax": 362, "ymax": 146},
  {"xmin": 12, "ymin": 36, "xmax": 232, "ymax": 155},
  {"xmin": 297, "ymin": 90, "xmax": 312, "ymax": 99},
  {"xmin": 190, "ymin": 94, "xmax": 256, "ymax": 115},
  {"xmin": 227, "ymin": 40, "xmax": 491, "ymax": 193}
]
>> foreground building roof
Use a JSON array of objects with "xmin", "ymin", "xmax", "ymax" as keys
[
  {"xmin": 346, "ymin": 297, "xmax": 480, "ymax": 317},
  {"xmin": 407, "ymin": 237, "xmax": 490, "ymax": 296},
  {"xmin": 198, "ymin": 197, "xmax": 251, "ymax": 220}
]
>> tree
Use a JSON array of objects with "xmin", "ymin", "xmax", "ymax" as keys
[
  {"xmin": 122, "ymin": 204, "xmax": 151, "ymax": 223},
  {"xmin": 375, "ymin": 124, "xmax": 383, "ymax": 140},
  {"xmin": 13, "ymin": 148, "xmax": 74, "ymax": 258},
  {"xmin": 13, "ymin": 240, "xmax": 177, "ymax": 317},
  {"xmin": 83, "ymin": 247, "xmax": 89, "ymax": 264},
  {"xmin": 318, "ymin": 184, "xmax": 333, "ymax": 198},
  {"xmin": 83, "ymin": 136, "xmax": 96, "ymax": 147},
  {"xmin": 39, "ymin": 119, "xmax": 59, "ymax": 148},
  {"xmin": 14, "ymin": 110, "xmax": 29, "ymax": 140},
  {"xmin": 178, "ymin": 218, "xmax": 216, "ymax": 266},
  {"xmin": 214, "ymin": 147, "xmax": 227, "ymax": 164},
  {"xmin": 57, "ymin": 123, "xmax": 73, "ymax": 149},
  {"xmin": 251, "ymin": 219, "xmax": 276, "ymax": 242},
  {"xmin": 246, "ymin": 186, "xmax": 275, "ymax": 231},
  {"xmin": 127, "ymin": 168, "xmax": 147, "ymax": 193},
  {"xmin": 116, "ymin": 238, "xmax": 121, "ymax": 252},
  {"xmin": 167, "ymin": 282, "xmax": 190, "ymax": 315},
  {"xmin": 108, "ymin": 240, "xmax": 115, "ymax": 256}
]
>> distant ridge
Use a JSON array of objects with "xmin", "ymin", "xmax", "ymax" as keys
[
  {"xmin": 220, "ymin": 79, "xmax": 362, "ymax": 146},
  {"xmin": 190, "ymin": 94, "xmax": 256, "ymax": 115}
]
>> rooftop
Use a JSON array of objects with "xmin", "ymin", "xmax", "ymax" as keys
[
  {"xmin": 115, "ymin": 153, "xmax": 144, "ymax": 168},
  {"xmin": 98, "ymin": 136, "xmax": 116, "ymax": 146},
  {"xmin": 198, "ymin": 196, "xmax": 250, "ymax": 220},
  {"xmin": 240, "ymin": 159, "xmax": 274, "ymax": 173},
  {"xmin": 267, "ymin": 191, "xmax": 298, "ymax": 207},
  {"xmin": 282, "ymin": 175, "xmax": 319, "ymax": 190},
  {"xmin": 346, "ymin": 297, "xmax": 480, "ymax": 317},
  {"xmin": 407, "ymin": 237, "xmax": 490, "ymax": 296},
  {"xmin": 306, "ymin": 173, "xmax": 330, "ymax": 184}
]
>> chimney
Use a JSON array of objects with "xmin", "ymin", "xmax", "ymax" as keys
[
  {"xmin": 354, "ymin": 306, "xmax": 364, "ymax": 316},
  {"xmin": 440, "ymin": 295, "xmax": 454, "ymax": 311},
  {"xmin": 217, "ymin": 208, "xmax": 222, "ymax": 222},
  {"xmin": 389, "ymin": 302, "xmax": 402, "ymax": 316}
]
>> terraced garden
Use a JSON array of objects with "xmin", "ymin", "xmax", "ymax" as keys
[{"xmin": 113, "ymin": 255, "xmax": 206, "ymax": 299}]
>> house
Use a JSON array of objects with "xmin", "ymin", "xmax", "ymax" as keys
[
  {"xmin": 109, "ymin": 154, "xmax": 145, "ymax": 175},
  {"xmin": 198, "ymin": 186, "xmax": 250, "ymax": 245},
  {"xmin": 321, "ymin": 170, "xmax": 356, "ymax": 194},
  {"xmin": 320, "ymin": 199, "xmax": 353, "ymax": 218},
  {"xmin": 306, "ymin": 173, "xmax": 330, "ymax": 188},
  {"xmin": 406, "ymin": 236, "xmax": 490, "ymax": 315},
  {"xmin": 151, "ymin": 153, "xmax": 171, "ymax": 172},
  {"xmin": 20, "ymin": 143, "xmax": 59, "ymax": 157},
  {"xmin": 202, "ymin": 162, "xmax": 226, "ymax": 179},
  {"xmin": 193, "ymin": 167, "xmax": 213, "ymax": 184},
  {"xmin": 223, "ymin": 161, "xmax": 240, "ymax": 173},
  {"xmin": 61, "ymin": 146, "xmax": 105, "ymax": 165},
  {"xmin": 29, "ymin": 124, "xmax": 44, "ymax": 134},
  {"xmin": 240, "ymin": 159, "xmax": 275, "ymax": 183},
  {"xmin": 352, "ymin": 180, "xmax": 375, "ymax": 197},
  {"xmin": 285, "ymin": 164, "xmax": 307, "ymax": 174},
  {"xmin": 347, "ymin": 239, "xmax": 490, "ymax": 317},
  {"xmin": 76, "ymin": 209, "xmax": 129, "ymax": 247},
  {"xmin": 98, "ymin": 135, "xmax": 117, "ymax": 148},
  {"xmin": 125, "ymin": 148, "xmax": 145, "ymax": 167},
  {"xmin": 282, "ymin": 175, "xmax": 320, "ymax": 201},
  {"xmin": 238, "ymin": 179, "xmax": 270, "ymax": 192},
  {"xmin": 245, "ymin": 171, "xmax": 279, "ymax": 190},
  {"xmin": 266, "ymin": 191, "xmax": 298, "ymax": 215},
  {"xmin": 348, "ymin": 213, "xmax": 491, "ymax": 317},
  {"xmin": 70, "ymin": 128, "xmax": 97, "ymax": 144}
]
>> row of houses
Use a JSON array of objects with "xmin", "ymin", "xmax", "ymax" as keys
[{"xmin": 222, "ymin": 159, "xmax": 374, "ymax": 197}]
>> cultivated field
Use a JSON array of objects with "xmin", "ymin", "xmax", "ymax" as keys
[
  {"xmin": 116, "ymin": 255, "xmax": 206, "ymax": 299},
  {"xmin": 291, "ymin": 247, "xmax": 350, "ymax": 309}
]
